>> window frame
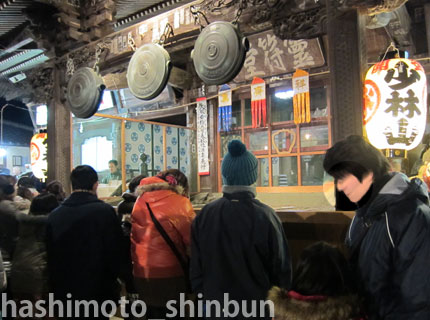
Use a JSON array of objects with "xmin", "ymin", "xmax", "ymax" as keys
[{"xmin": 216, "ymin": 80, "xmax": 332, "ymax": 192}]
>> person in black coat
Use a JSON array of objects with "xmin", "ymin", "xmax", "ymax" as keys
[
  {"xmin": 324, "ymin": 135, "xmax": 430, "ymax": 320},
  {"xmin": 191, "ymin": 140, "xmax": 291, "ymax": 320},
  {"xmin": 46, "ymin": 165, "xmax": 122, "ymax": 319},
  {"xmin": 11, "ymin": 193, "xmax": 59, "ymax": 297},
  {"xmin": 117, "ymin": 174, "xmax": 145, "ymax": 320}
]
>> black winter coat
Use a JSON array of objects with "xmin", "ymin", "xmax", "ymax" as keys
[
  {"xmin": 191, "ymin": 186, "xmax": 291, "ymax": 318},
  {"xmin": 11, "ymin": 215, "xmax": 49, "ymax": 294},
  {"xmin": 347, "ymin": 173, "xmax": 430, "ymax": 320},
  {"xmin": 46, "ymin": 192, "xmax": 122, "ymax": 301}
]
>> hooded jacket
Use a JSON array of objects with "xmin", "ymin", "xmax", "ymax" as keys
[
  {"xmin": 268, "ymin": 286, "xmax": 362, "ymax": 320},
  {"xmin": 11, "ymin": 215, "xmax": 49, "ymax": 294},
  {"xmin": 190, "ymin": 186, "xmax": 291, "ymax": 314},
  {"xmin": 346, "ymin": 172, "xmax": 430, "ymax": 319},
  {"xmin": 131, "ymin": 176, "xmax": 195, "ymax": 279},
  {"xmin": 46, "ymin": 192, "xmax": 122, "ymax": 301},
  {"xmin": 0, "ymin": 200, "xmax": 23, "ymax": 277}
]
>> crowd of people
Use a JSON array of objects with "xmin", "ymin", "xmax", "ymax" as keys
[{"xmin": 0, "ymin": 136, "xmax": 429, "ymax": 320}]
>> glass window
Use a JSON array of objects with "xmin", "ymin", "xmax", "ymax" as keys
[
  {"xmin": 231, "ymin": 100, "xmax": 241, "ymax": 129},
  {"xmin": 271, "ymin": 87, "xmax": 294, "ymax": 123},
  {"xmin": 246, "ymin": 130, "xmax": 269, "ymax": 153},
  {"xmin": 73, "ymin": 117, "xmax": 122, "ymax": 197},
  {"xmin": 300, "ymin": 124, "xmax": 329, "ymax": 151},
  {"xmin": 310, "ymin": 87, "xmax": 328, "ymax": 119},
  {"xmin": 221, "ymin": 132, "xmax": 242, "ymax": 158},
  {"xmin": 301, "ymin": 154, "xmax": 325, "ymax": 186},
  {"xmin": 272, "ymin": 128, "xmax": 298, "ymax": 154},
  {"xmin": 81, "ymin": 136, "xmax": 112, "ymax": 171},
  {"xmin": 272, "ymin": 156, "xmax": 298, "ymax": 186},
  {"xmin": 257, "ymin": 158, "xmax": 269, "ymax": 187},
  {"xmin": 244, "ymin": 99, "xmax": 252, "ymax": 126}
]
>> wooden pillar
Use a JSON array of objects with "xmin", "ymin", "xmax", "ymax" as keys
[
  {"xmin": 327, "ymin": 3, "xmax": 368, "ymax": 142},
  {"xmin": 47, "ymin": 65, "xmax": 72, "ymax": 194}
]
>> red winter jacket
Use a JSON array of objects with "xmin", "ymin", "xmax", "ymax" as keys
[{"xmin": 131, "ymin": 176, "xmax": 195, "ymax": 279}]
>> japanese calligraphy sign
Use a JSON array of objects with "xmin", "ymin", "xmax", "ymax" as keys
[
  {"xmin": 251, "ymin": 77, "xmax": 267, "ymax": 128},
  {"xmin": 364, "ymin": 58, "xmax": 427, "ymax": 150},
  {"xmin": 292, "ymin": 69, "xmax": 310, "ymax": 124},
  {"xmin": 31, "ymin": 133, "xmax": 47, "ymax": 180},
  {"xmin": 196, "ymin": 98, "xmax": 210, "ymax": 175},
  {"xmin": 235, "ymin": 30, "xmax": 325, "ymax": 82},
  {"xmin": 218, "ymin": 84, "xmax": 232, "ymax": 132}
]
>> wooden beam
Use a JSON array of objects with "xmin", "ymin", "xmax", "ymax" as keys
[
  {"xmin": 85, "ymin": 9, "xmax": 114, "ymax": 28},
  {"xmin": 58, "ymin": 0, "xmax": 270, "ymax": 72}
]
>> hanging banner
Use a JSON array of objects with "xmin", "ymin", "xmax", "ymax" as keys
[
  {"xmin": 292, "ymin": 69, "xmax": 310, "ymax": 124},
  {"xmin": 196, "ymin": 97, "xmax": 210, "ymax": 175},
  {"xmin": 364, "ymin": 58, "xmax": 427, "ymax": 150},
  {"xmin": 31, "ymin": 132, "xmax": 47, "ymax": 180},
  {"xmin": 218, "ymin": 84, "xmax": 232, "ymax": 132},
  {"xmin": 251, "ymin": 77, "xmax": 267, "ymax": 128}
]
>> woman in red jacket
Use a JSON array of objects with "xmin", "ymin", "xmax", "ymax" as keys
[{"xmin": 131, "ymin": 169, "xmax": 195, "ymax": 319}]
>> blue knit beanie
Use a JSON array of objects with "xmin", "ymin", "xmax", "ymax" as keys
[{"xmin": 222, "ymin": 140, "xmax": 258, "ymax": 186}]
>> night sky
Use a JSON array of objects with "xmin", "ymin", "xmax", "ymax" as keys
[{"xmin": 0, "ymin": 97, "xmax": 34, "ymax": 146}]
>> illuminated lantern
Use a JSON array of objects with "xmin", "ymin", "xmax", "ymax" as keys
[
  {"xmin": 31, "ymin": 133, "xmax": 47, "ymax": 180},
  {"xmin": 364, "ymin": 58, "xmax": 427, "ymax": 150}
]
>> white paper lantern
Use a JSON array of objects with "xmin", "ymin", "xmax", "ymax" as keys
[
  {"xmin": 31, "ymin": 133, "xmax": 47, "ymax": 180},
  {"xmin": 364, "ymin": 58, "xmax": 427, "ymax": 150}
]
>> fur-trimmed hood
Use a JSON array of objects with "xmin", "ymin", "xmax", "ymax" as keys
[
  {"xmin": 268, "ymin": 287, "xmax": 362, "ymax": 320},
  {"xmin": 136, "ymin": 176, "xmax": 184, "ymax": 198}
]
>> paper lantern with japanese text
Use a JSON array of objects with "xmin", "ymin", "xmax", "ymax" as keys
[
  {"xmin": 364, "ymin": 58, "xmax": 427, "ymax": 150},
  {"xmin": 31, "ymin": 133, "xmax": 47, "ymax": 180}
]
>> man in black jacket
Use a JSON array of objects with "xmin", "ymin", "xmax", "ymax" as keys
[
  {"xmin": 191, "ymin": 140, "xmax": 291, "ymax": 319},
  {"xmin": 324, "ymin": 135, "xmax": 430, "ymax": 320},
  {"xmin": 46, "ymin": 165, "xmax": 122, "ymax": 319}
]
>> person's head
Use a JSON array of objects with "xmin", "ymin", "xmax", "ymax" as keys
[
  {"xmin": 17, "ymin": 176, "xmax": 35, "ymax": 189},
  {"xmin": 221, "ymin": 140, "xmax": 258, "ymax": 186},
  {"xmin": 0, "ymin": 175, "xmax": 15, "ymax": 201},
  {"xmin": 17, "ymin": 186, "xmax": 34, "ymax": 201},
  {"xmin": 128, "ymin": 174, "xmax": 146, "ymax": 194},
  {"xmin": 292, "ymin": 242, "xmax": 355, "ymax": 296},
  {"xmin": 46, "ymin": 180, "xmax": 66, "ymax": 202},
  {"xmin": 108, "ymin": 160, "xmax": 119, "ymax": 173},
  {"xmin": 323, "ymin": 135, "xmax": 390, "ymax": 203},
  {"xmin": 29, "ymin": 193, "xmax": 59, "ymax": 216},
  {"xmin": 70, "ymin": 165, "xmax": 98, "ymax": 192},
  {"xmin": 157, "ymin": 169, "xmax": 189, "ymax": 197}
]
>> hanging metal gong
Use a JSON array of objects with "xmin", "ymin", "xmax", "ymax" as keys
[
  {"xmin": 66, "ymin": 67, "xmax": 106, "ymax": 119},
  {"xmin": 191, "ymin": 21, "xmax": 249, "ymax": 85},
  {"xmin": 127, "ymin": 43, "xmax": 172, "ymax": 100}
]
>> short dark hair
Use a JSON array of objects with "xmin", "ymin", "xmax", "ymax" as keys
[
  {"xmin": 30, "ymin": 193, "xmax": 59, "ymax": 216},
  {"xmin": 128, "ymin": 174, "xmax": 146, "ymax": 193},
  {"xmin": 70, "ymin": 165, "xmax": 98, "ymax": 191},
  {"xmin": 0, "ymin": 175, "xmax": 15, "ymax": 201},
  {"xmin": 292, "ymin": 241, "xmax": 355, "ymax": 296},
  {"xmin": 108, "ymin": 160, "xmax": 118, "ymax": 166},
  {"xmin": 17, "ymin": 176, "xmax": 35, "ymax": 188},
  {"xmin": 324, "ymin": 135, "xmax": 390, "ymax": 182},
  {"xmin": 46, "ymin": 180, "xmax": 66, "ymax": 202}
]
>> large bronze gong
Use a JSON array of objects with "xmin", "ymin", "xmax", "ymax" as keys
[
  {"xmin": 127, "ymin": 43, "xmax": 172, "ymax": 100},
  {"xmin": 191, "ymin": 21, "xmax": 249, "ymax": 85},
  {"xmin": 66, "ymin": 67, "xmax": 106, "ymax": 119}
]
